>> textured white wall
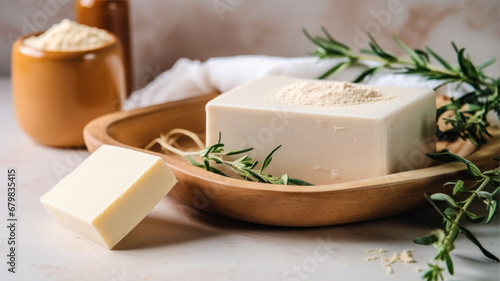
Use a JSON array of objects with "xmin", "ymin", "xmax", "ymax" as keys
[{"xmin": 1, "ymin": 0, "xmax": 499, "ymax": 90}]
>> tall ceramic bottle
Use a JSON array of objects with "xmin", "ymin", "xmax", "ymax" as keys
[{"xmin": 75, "ymin": 0, "xmax": 133, "ymax": 98}]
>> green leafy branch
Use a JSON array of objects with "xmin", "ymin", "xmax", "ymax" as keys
[
  {"xmin": 414, "ymin": 151, "xmax": 500, "ymax": 281},
  {"xmin": 304, "ymin": 27, "xmax": 500, "ymax": 147},
  {"xmin": 188, "ymin": 133, "xmax": 313, "ymax": 186}
]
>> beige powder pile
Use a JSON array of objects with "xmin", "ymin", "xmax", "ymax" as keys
[
  {"xmin": 364, "ymin": 248, "xmax": 421, "ymax": 274},
  {"xmin": 24, "ymin": 19, "xmax": 113, "ymax": 51},
  {"xmin": 276, "ymin": 81, "xmax": 394, "ymax": 107}
]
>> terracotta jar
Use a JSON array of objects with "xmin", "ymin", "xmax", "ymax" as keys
[
  {"xmin": 11, "ymin": 32, "xmax": 125, "ymax": 147},
  {"xmin": 75, "ymin": 0, "xmax": 133, "ymax": 97}
]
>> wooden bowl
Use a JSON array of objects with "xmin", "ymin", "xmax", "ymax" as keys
[{"xmin": 83, "ymin": 93, "xmax": 500, "ymax": 227}]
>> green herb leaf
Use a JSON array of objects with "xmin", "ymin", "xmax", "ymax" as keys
[
  {"xmin": 426, "ymin": 151, "xmax": 484, "ymax": 180},
  {"xmin": 457, "ymin": 48, "xmax": 480, "ymax": 83},
  {"xmin": 209, "ymin": 157, "xmax": 223, "ymax": 164},
  {"xmin": 445, "ymin": 254, "xmax": 454, "ymax": 275},
  {"xmin": 466, "ymin": 163, "xmax": 483, "ymax": 179},
  {"xmin": 477, "ymin": 57, "xmax": 496, "ymax": 71},
  {"xmin": 261, "ymin": 145, "xmax": 282, "ymax": 172},
  {"xmin": 416, "ymin": 49, "xmax": 430, "ymax": 63},
  {"xmin": 281, "ymin": 174, "xmax": 289, "ymax": 185},
  {"xmin": 424, "ymin": 194, "xmax": 454, "ymax": 224},
  {"xmin": 476, "ymin": 190, "xmax": 492, "ymax": 201},
  {"xmin": 486, "ymin": 201, "xmax": 497, "ymax": 224},
  {"xmin": 452, "ymin": 180, "xmax": 467, "ymax": 195},
  {"xmin": 367, "ymin": 33, "xmax": 397, "ymax": 61},
  {"xmin": 492, "ymin": 187, "xmax": 500, "ymax": 197},
  {"xmin": 425, "ymin": 46, "xmax": 454, "ymax": 71},
  {"xmin": 320, "ymin": 26, "xmax": 350, "ymax": 50},
  {"xmin": 217, "ymin": 131, "xmax": 222, "ymax": 144},
  {"xmin": 209, "ymin": 166, "xmax": 228, "ymax": 177},
  {"xmin": 287, "ymin": 178, "xmax": 315, "ymax": 186},
  {"xmin": 318, "ymin": 61, "xmax": 351, "ymax": 79},
  {"xmin": 483, "ymin": 168, "xmax": 500, "ymax": 183},
  {"xmin": 464, "ymin": 211, "xmax": 484, "ymax": 223},
  {"xmin": 225, "ymin": 147, "xmax": 254, "ymax": 156},
  {"xmin": 414, "ymin": 234, "xmax": 439, "ymax": 245},
  {"xmin": 431, "ymin": 193, "xmax": 458, "ymax": 208},
  {"xmin": 393, "ymin": 36, "xmax": 426, "ymax": 67},
  {"xmin": 426, "ymin": 151, "xmax": 467, "ymax": 163},
  {"xmin": 352, "ymin": 66, "xmax": 385, "ymax": 83},
  {"xmin": 203, "ymin": 158, "xmax": 211, "ymax": 172},
  {"xmin": 458, "ymin": 224, "xmax": 500, "ymax": 262},
  {"xmin": 187, "ymin": 156, "xmax": 204, "ymax": 168}
]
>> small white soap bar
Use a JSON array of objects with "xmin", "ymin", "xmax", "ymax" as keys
[
  {"xmin": 206, "ymin": 76, "xmax": 436, "ymax": 184},
  {"xmin": 40, "ymin": 145, "xmax": 177, "ymax": 249}
]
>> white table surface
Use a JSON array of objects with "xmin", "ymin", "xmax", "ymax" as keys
[{"xmin": 0, "ymin": 76, "xmax": 498, "ymax": 281}]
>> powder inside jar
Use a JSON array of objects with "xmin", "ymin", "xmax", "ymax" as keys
[
  {"xmin": 23, "ymin": 19, "xmax": 113, "ymax": 52},
  {"xmin": 276, "ymin": 80, "xmax": 395, "ymax": 107}
]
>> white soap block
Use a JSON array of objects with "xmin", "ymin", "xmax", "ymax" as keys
[
  {"xmin": 206, "ymin": 76, "xmax": 436, "ymax": 185},
  {"xmin": 40, "ymin": 145, "xmax": 177, "ymax": 249}
]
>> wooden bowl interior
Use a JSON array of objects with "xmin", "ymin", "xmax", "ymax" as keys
[{"xmin": 108, "ymin": 95, "xmax": 214, "ymax": 149}]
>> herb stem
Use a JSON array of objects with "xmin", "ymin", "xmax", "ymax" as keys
[
  {"xmin": 324, "ymin": 52, "xmax": 459, "ymax": 77},
  {"xmin": 443, "ymin": 177, "xmax": 490, "ymax": 247},
  {"xmin": 357, "ymin": 52, "xmax": 482, "ymax": 89},
  {"xmin": 356, "ymin": 53, "xmax": 402, "ymax": 64},
  {"xmin": 464, "ymin": 177, "xmax": 490, "ymax": 209},
  {"xmin": 321, "ymin": 50, "xmax": 482, "ymax": 90},
  {"xmin": 182, "ymin": 151, "xmax": 202, "ymax": 157}
]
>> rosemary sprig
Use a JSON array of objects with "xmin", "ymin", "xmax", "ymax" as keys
[
  {"xmin": 187, "ymin": 133, "xmax": 314, "ymax": 186},
  {"xmin": 414, "ymin": 151, "xmax": 500, "ymax": 281},
  {"xmin": 304, "ymin": 27, "xmax": 500, "ymax": 147}
]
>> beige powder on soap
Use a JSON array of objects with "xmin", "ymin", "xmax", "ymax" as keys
[
  {"xmin": 277, "ymin": 80, "xmax": 394, "ymax": 107},
  {"xmin": 24, "ymin": 19, "xmax": 113, "ymax": 51}
]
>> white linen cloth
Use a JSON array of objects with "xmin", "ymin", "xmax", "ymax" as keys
[{"xmin": 124, "ymin": 56, "xmax": 499, "ymax": 127}]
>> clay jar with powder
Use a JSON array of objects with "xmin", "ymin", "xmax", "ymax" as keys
[{"xmin": 11, "ymin": 30, "xmax": 125, "ymax": 147}]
